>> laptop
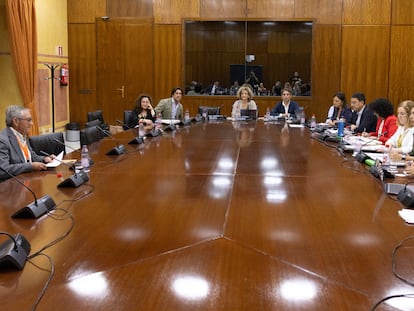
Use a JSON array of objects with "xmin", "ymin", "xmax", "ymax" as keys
[{"xmin": 240, "ymin": 109, "xmax": 257, "ymax": 119}]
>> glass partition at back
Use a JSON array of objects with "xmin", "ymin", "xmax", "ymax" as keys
[{"xmin": 184, "ymin": 20, "xmax": 313, "ymax": 97}]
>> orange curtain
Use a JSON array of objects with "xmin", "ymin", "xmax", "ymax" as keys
[{"xmin": 5, "ymin": 0, "xmax": 39, "ymax": 135}]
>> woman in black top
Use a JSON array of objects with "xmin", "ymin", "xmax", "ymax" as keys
[{"xmin": 129, "ymin": 94, "xmax": 156, "ymax": 129}]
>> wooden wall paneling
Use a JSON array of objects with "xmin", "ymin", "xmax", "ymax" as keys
[
  {"xmin": 388, "ymin": 26, "xmax": 414, "ymax": 107},
  {"xmin": 96, "ymin": 19, "xmax": 125, "ymax": 125},
  {"xmin": 201, "ymin": 0, "xmax": 247, "ymax": 19},
  {"xmin": 123, "ymin": 19, "xmax": 154, "ymax": 111},
  {"xmin": 36, "ymin": 68, "xmax": 50, "ymax": 128},
  {"xmin": 107, "ymin": 0, "xmax": 153, "ymax": 18},
  {"xmin": 311, "ymin": 24, "xmax": 342, "ymax": 119},
  {"xmin": 392, "ymin": 0, "xmax": 414, "ymax": 25},
  {"xmin": 226, "ymin": 29, "xmax": 245, "ymax": 52},
  {"xmin": 55, "ymin": 78, "xmax": 68, "ymax": 126},
  {"xmin": 341, "ymin": 26, "xmax": 390, "ymax": 104},
  {"xmin": 294, "ymin": 0, "xmax": 343, "ymax": 25},
  {"xmin": 246, "ymin": 0, "xmax": 295, "ymax": 19},
  {"xmin": 153, "ymin": 25, "xmax": 182, "ymax": 104},
  {"xmin": 343, "ymin": 0, "xmax": 391, "ymax": 25},
  {"xmin": 267, "ymin": 53, "xmax": 290, "ymax": 86},
  {"xmin": 154, "ymin": 0, "xmax": 200, "ymax": 24},
  {"xmin": 68, "ymin": 24, "xmax": 97, "ymax": 125},
  {"xmin": 67, "ymin": 0, "xmax": 106, "ymax": 24}
]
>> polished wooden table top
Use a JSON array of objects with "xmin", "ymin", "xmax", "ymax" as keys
[{"xmin": 1, "ymin": 121, "xmax": 413, "ymax": 310}]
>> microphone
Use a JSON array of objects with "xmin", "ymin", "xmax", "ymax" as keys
[
  {"xmin": 115, "ymin": 119, "xmax": 146, "ymax": 144},
  {"xmin": 0, "ymin": 166, "xmax": 56, "ymax": 218},
  {"xmin": 163, "ymin": 120, "xmax": 177, "ymax": 132},
  {"xmin": 52, "ymin": 138, "xmax": 94, "ymax": 166},
  {"xmin": 354, "ymin": 132, "xmax": 390, "ymax": 162},
  {"xmin": 39, "ymin": 151, "xmax": 89, "ymax": 188},
  {"xmin": 116, "ymin": 119, "xmax": 137, "ymax": 130},
  {"xmin": 96, "ymin": 126, "xmax": 126, "ymax": 155},
  {"xmin": 0, "ymin": 232, "xmax": 31, "ymax": 270}
]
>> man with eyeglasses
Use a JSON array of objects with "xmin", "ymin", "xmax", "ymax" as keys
[{"xmin": 0, "ymin": 105, "xmax": 54, "ymax": 180}]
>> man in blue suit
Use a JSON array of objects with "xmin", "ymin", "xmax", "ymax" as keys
[{"xmin": 270, "ymin": 88, "xmax": 300, "ymax": 118}]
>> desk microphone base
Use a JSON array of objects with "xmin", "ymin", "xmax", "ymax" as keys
[
  {"xmin": 106, "ymin": 145, "xmax": 126, "ymax": 155},
  {"xmin": 58, "ymin": 171, "xmax": 89, "ymax": 188},
  {"xmin": 0, "ymin": 233, "xmax": 31, "ymax": 270},
  {"xmin": 11, "ymin": 195, "xmax": 56, "ymax": 219},
  {"xmin": 128, "ymin": 137, "xmax": 144, "ymax": 144}
]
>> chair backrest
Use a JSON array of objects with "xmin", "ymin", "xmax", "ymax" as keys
[
  {"xmin": 198, "ymin": 106, "xmax": 221, "ymax": 115},
  {"xmin": 123, "ymin": 110, "xmax": 135, "ymax": 130},
  {"xmin": 80, "ymin": 126, "xmax": 103, "ymax": 146},
  {"xmin": 85, "ymin": 118, "xmax": 102, "ymax": 128},
  {"xmin": 87, "ymin": 110, "xmax": 104, "ymax": 123},
  {"xmin": 29, "ymin": 132, "xmax": 65, "ymax": 156}
]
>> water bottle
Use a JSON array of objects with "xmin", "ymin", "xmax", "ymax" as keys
[
  {"xmin": 81, "ymin": 145, "xmax": 90, "ymax": 173},
  {"xmin": 155, "ymin": 112, "xmax": 162, "ymax": 130},
  {"xmin": 310, "ymin": 114, "xmax": 317, "ymax": 131},
  {"xmin": 383, "ymin": 145, "xmax": 391, "ymax": 166},
  {"xmin": 184, "ymin": 109, "xmax": 190, "ymax": 122},
  {"xmin": 202, "ymin": 108, "xmax": 208, "ymax": 120},
  {"xmin": 298, "ymin": 107, "xmax": 305, "ymax": 125},
  {"xmin": 337, "ymin": 118, "xmax": 345, "ymax": 137},
  {"xmin": 138, "ymin": 122, "xmax": 145, "ymax": 138},
  {"xmin": 265, "ymin": 107, "xmax": 270, "ymax": 119}
]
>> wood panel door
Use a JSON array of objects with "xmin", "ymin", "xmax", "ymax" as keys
[{"xmin": 96, "ymin": 18, "xmax": 154, "ymax": 125}]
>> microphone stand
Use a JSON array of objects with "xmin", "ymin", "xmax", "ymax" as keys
[
  {"xmin": 52, "ymin": 138, "xmax": 94, "ymax": 166},
  {"xmin": 116, "ymin": 120, "xmax": 146, "ymax": 144},
  {"xmin": 39, "ymin": 151, "xmax": 89, "ymax": 188},
  {"xmin": 0, "ymin": 232, "xmax": 31, "ymax": 270},
  {"xmin": 96, "ymin": 126, "xmax": 126, "ymax": 155}
]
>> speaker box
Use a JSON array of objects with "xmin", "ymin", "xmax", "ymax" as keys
[
  {"xmin": 397, "ymin": 188, "xmax": 414, "ymax": 208},
  {"xmin": 355, "ymin": 151, "xmax": 369, "ymax": 163},
  {"xmin": 106, "ymin": 144, "xmax": 126, "ymax": 155},
  {"xmin": 58, "ymin": 171, "xmax": 89, "ymax": 188},
  {"xmin": 12, "ymin": 195, "xmax": 56, "ymax": 218},
  {"xmin": 128, "ymin": 137, "xmax": 144, "ymax": 144},
  {"xmin": 0, "ymin": 234, "xmax": 31, "ymax": 270}
]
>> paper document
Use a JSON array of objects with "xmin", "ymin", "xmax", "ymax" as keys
[
  {"xmin": 46, "ymin": 151, "xmax": 64, "ymax": 168},
  {"xmin": 161, "ymin": 119, "xmax": 181, "ymax": 125},
  {"xmin": 398, "ymin": 209, "xmax": 414, "ymax": 224}
]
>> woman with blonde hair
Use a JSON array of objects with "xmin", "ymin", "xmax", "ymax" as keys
[
  {"xmin": 384, "ymin": 100, "xmax": 414, "ymax": 154},
  {"xmin": 231, "ymin": 85, "xmax": 258, "ymax": 119}
]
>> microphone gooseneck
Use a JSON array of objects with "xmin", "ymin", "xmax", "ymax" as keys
[
  {"xmin": 53, "ymin": 137, "xmax": 78, "ymax": 153},
  {"xmin": 0, "ymin": 166, "xmax": 38, "ymax": 206},
  {"xmin": 116, "ymin": 119, "xmax": 133, "ymax": 130},
  {"xmin": 40, "ymin": 150, "xmax": 77, "ymax": 175},
  {"xmin": 96, "ymin": 126, "xmax": 126, "ymax": 155},
  {"xmin": 96, "ymin": 125, "xmax": 112, "ymax": 137}
]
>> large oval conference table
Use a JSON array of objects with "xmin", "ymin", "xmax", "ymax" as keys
[{"xmin": 0, "ymin": 120, "xmax": 413, "ymax": 310}]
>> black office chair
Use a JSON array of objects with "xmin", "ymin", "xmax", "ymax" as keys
[
  {"xmin": 123, "ymin": 110, "xmax": 136, "ymax": 130},
  {"xmin": 87, "ymin": 110, "xmax": 104, "ymax": 123},
  {"xmin": 29, "ymin": 132, "xmax": 65, "ymax": 156},
  {"xmin": 198, "ymin": 106, "xmax": 221, "ymax": 115},
  {"xmin": 84, "ymin": 119, "xmax": 102, "ymax": 128},
  {"xmin": 87, "ymin": 110, "xmax": 110, "ymax": 131},
  {"xmin": 80, "ymin": 126, "xmax": 103, "ymax": 145}
]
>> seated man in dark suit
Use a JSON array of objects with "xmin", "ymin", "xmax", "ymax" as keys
[
  {"xmin": 0, "ymin": 105, "xmax": 54, "ymax": 181},
  {"xmin": 349, "ymin": 92, "xmax": 377, "ymax": 133},
  {"xmin": 270, "ymin": 88, "xmax": 300, "ymax": 118}
]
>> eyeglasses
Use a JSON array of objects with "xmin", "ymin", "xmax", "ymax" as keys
[{"xmin": 19, "ymin": 117, "xmax": 33, "ymax": 122}]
